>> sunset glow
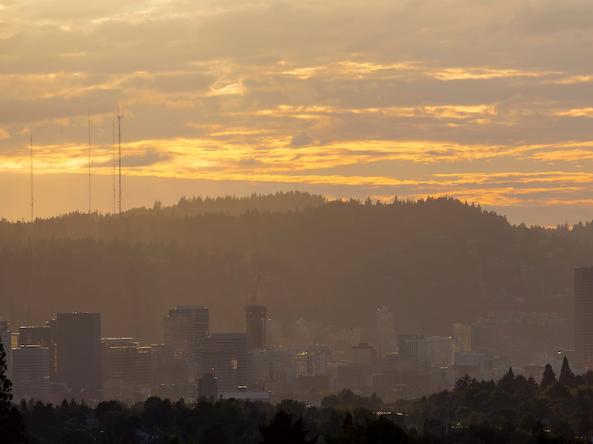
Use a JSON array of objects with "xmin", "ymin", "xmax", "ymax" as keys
[{"xmin": 1, "ymin": 0, "xmax": 593, "ymax": 224}]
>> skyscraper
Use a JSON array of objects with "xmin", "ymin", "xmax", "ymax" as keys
[
  {"xmin": 245, "ymin": 305, "xmax": 267, "ymax": 350},
  {"xmin": 19, "ymin": 325, "xmax": 52, "ymax": 347},
  {"xmin": 54, "ymin": 312, "xmax": 101, "ymax": 398},
  {"xmin": 376, "ymin": 306, "xmax": 396, "ymax": 357},
  {"xmin": 12, "ymin": 345, "xmax": 50, "ymax": 402},
  {"xmin": 163, "ymin": 306, "xmax": 209, "ymax": 363},
  {"xmin": 19, "ymin": 324, "xmax": 56, "ymax": 380},
  {"xmin": 575, "ymin": 267, "xmax": 593, "ymax": 368},
  {"xmin": 416, "ymin": 336, "xmax": 454, "ymax": 368},
  {"xmin": 201, "ymin": 333, "xmax": 249, "ymax": 392},
  {"xmin": 102, "ymin": 337, "xmax": 152, "ymax": 401},
  {"xmin": 452, "ymin": 323, "xmax": 472, "ymax": 353}
]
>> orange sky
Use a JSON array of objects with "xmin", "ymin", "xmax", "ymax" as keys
[{"xmin": 1, "ymin": 0, "xmax": 593, "ymax": 224}]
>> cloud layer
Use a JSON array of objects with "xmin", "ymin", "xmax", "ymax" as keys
[{"xmin": 1, "ymin": 0, "xmax": 593, "ymax": 223}]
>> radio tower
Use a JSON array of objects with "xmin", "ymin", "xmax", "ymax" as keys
[
  {"xmin": 88, "ymin": 114, "xmax": 92, "ymax": 214},
  {"xmin": 117, "ymin": 110, "xmax": 123, "ymax": 214},
  {"xmin": 112, "ymin": 118, "xmax": 116, "ymax": 214},
  {"xmin": 30, "ymin": 127, "xmax": 34, "ymax": 222}
]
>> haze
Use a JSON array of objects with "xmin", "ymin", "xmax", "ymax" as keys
[{"xmin": 1, "ymin": 0, "xmax": 593, "ymax": 225}]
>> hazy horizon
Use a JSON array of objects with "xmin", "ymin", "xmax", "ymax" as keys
[{"xmin": 0, "ymin": 177, "xmax": 591, "ymax": 227}]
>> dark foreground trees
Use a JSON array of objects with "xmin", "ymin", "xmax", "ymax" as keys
[
  {"xmin": 259, "ymin": 410, "xmax": 317, "ymax": 444},
  {"xmin": 0, "ymin": 341, "xmax": 27, "ymax": 443},
  {"xmin": 14, "ymin": 359, "xmax": 593, "ymax": 443},
  {"xmin": 403, "ymin": 358, "xmax": 593, "ymax": 443}
]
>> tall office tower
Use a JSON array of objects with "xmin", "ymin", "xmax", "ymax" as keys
[
  {"xmin": 163, "ymin": 306, "xmax": 209, "ymax": 363},
  {"xmin": 245, "ymin": 305, "xmax": 267, "ymax": 350},
  {"xmin": 19, "ymin": 324, "xmax": 56, "ymax": 380},
  {"xmin": 19, "ymin": 325, "xmax": 52, "ymax": 347},
  {"xmin": 54, "ymin": 312, "xmax": 101, "ymax": 398},
  {"xmin": 452, "ymin": 323, "xmax": 472, "ymax": 353},
  {"xmin": 102, "ymin": 337, "xmax": 152, "ymax": 401},
  {"xmin": 295, "ymin": 345, "xmax": 331, "ymax": 378},
  {"xmin": 397, "ymin": 334, "xmax": 425, "ymax": 358},
  {"xmin": 376, "ymin": 306, "xmax": 396, "ymax": 357},
  {"xmin": 416, "ymin": 336, "xmax": 454, "ymax": 368},
  {"xmin": 12, "ymin": 345, "xmax": 50, "ymax": 402},
  {"xmin": 201, "ymin": 333, "xmax": 248, "ymax": 392},
  {"xmin": 251, "ymin": 348, "xmax": 295, "ymax": 393},
  {"xmin": 0, "ymin": 321, "xmax": 12, "ymax": 378},
  {"xmin": 575, "ymin": 267, "xmax": 593, "ymax": 368},
  {"xmin": 352, "ymin": 342, "xmax": 376, "ymax": 368}
]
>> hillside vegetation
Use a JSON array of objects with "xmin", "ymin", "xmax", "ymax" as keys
[{"xmin": 0, "ymin": 192, "xmax": 592, "ymax": 342}]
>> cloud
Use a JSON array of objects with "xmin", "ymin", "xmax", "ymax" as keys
[
  {"xmin": 121, "ymin": 147, "xmax": 173, "ymax": 167},
  {"xmin": 2, "ymin": 0, "xmax": 593, "ymax": 222},
  {"xmin": 290, "ymin": 132, "xmax": 313, "ymax": 147}
]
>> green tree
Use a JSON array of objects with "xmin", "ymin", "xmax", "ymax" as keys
[{"xmin": 0, "ymin": 341, "xmax": 27, "ymax": 443}]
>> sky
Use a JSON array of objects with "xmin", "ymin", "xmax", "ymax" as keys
[{"xmin": 1, "ymin": 0, "xmax": 593, "ymax": 225}]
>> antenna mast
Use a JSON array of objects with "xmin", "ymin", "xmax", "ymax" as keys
[
  {"xmin": 88, "ymin": 114, "xmax": 92, "ymax": 214},
  {"xmin": 117, "ymin": 110, "xmax": 123, "ymax": 214},
  {"xmin": 251, "ymin": 273, "xmax": 263, "ymax": 305},
  {"xmin": 30, "ymin": 127, "xmax": 34, "ymax": 222},
  {"xmin": 112, "ymin": 118, "xmax": 116, "ymax": 214}
]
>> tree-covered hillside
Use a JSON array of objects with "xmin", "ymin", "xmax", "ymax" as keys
[{"xmin": 0, "ymin": 193, "xmax": 591, "ymax": 342}]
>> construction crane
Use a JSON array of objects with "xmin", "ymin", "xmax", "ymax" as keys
[{"xmin": 251, "ymin": 272, "xmax": 263, "ymax": 305}]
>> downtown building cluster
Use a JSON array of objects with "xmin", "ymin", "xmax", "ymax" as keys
[
  {"xmin": 0, "ymin": 304, "xmax": 269, "ymax": 404},
  {"xmin": 1, "ymin": 267, "xmax": 593, "ymax": 405}
]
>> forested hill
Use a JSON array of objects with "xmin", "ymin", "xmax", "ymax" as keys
[{"xmin": 0, "ymin": 193, "xmax": 592, "ymax": 342}]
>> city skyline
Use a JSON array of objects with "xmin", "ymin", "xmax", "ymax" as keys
[
  {"xmin": 2, "ymin": 1, "xmax": 593, "ymax": 225},
  {"xmin": 3, "ymin": 1, "xmax": 593, "ymax": 442},
  {"xmin": 0, "ymin": 263, "xmax": 587, "ymax": 405}
]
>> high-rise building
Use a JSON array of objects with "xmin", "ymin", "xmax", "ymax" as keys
[
  {"xmin": 54, "ymin": 312, "xmax": 101, "ymax": 398},
  {"xmin": 19, "ymin": 325, "xmax": 52, "ymax": 347},
  {"xmin": 295, "ymin": 345, "xmax": 330, "ymax": 378},
  {"xmin": 12, "ymin": 345, "xmax": 50, "ymax": 402},
  {"xmin": 0, "ymin": 321, "xmax": 12, "ymax": 378},
  {"xmin": 102, "ymin": 337, "xmax": 152, "ymax": 401},
  {"xmin": 452, "ymin": 323, "xmax": 472, "ymax": 353},
  {"xmin": 245, "ymin": 305, "xmax": 267, "ymax": 350},
  {"xmin": 251, "ymin": 347, "xmax": 295, "ymax": 394},
  {"xmin": 416, "ymin": 336, "xmax": 454, "ymax": 368},
  {"xmin": 19, "ymin": 323, "xmax": 56, "ymax": 380},
  {"xmin": 398, "ymin": 334, "xmax": 424, "ymax": 358},
  {"xmin": 575, "ymin": 267, "xmax": 593, "ymax": 368},
  {"xmin": 376, "ymin": 306, "xmax": 396, "ymax": 356},
  {"xmin": 201, "ymin": 333, "xmax": 248, "ymax": 392},
  {"xmin": 352, "ymin": 342, "xmax": 376, "ymax": 368},
  {"xmin": 163, "ymin": 306, "xmax": 209, "ymax": 363}
]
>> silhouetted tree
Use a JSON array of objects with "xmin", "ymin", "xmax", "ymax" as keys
[
  {"xmin": 499, "ymin": 367, "xmax": 516, "ymax": 392},
  {"xmin": 559, "ymin": 357, "xmax": 576, "ymax": 387},
  {"xmin": 327, "ymin": 414, "xmax": 409, "ymax": 444},
  {"xmin": 0, "ymin": 341, "xmax": 27, "ymax": 443},
  {"xmin": 542, "ymin": 364, "xmax": 556, "ymax": 387},
  {"xmin": 259, "ymin": 411, "xmax": 317, "ymax": 444}
]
